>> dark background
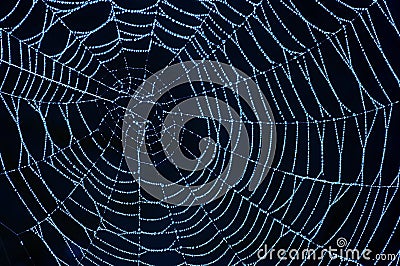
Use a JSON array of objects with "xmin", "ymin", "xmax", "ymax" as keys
[{"xmin": 0, "ymin": 0, "xmax": 399, "ymax": 265}]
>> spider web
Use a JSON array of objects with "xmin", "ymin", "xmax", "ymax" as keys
[{"xmin": 0, "ymin": 0, "xmax": 399, "ymax": 265}]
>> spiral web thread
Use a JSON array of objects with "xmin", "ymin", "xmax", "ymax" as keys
[{"xmin": 0, "ymin": 0, "xmax": 399, "ymax": 265}]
